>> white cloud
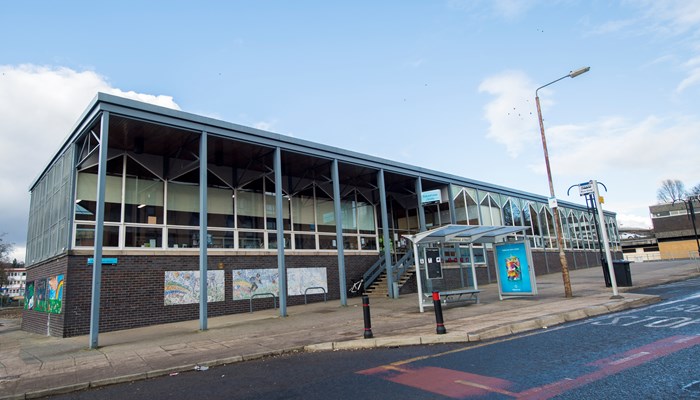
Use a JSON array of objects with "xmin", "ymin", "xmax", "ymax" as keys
[
  {"xmin": 545, "ymin": 115, "xmax": 700, "ymax": 180},
  {"xmin": 0, "ymin": 64, "xmax": 180, "ymax": 259},
  {"xmin": 676, "ymin": 56, "xmax": 700, "ymax": 93},
  {"xmin": 478, "ymin": 70, "xmax": 538, "ymax": 157}
]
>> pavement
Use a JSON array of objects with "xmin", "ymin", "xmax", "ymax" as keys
[{"xmin": 1, "ymin": 259, "xmax": 700, "ymax": 400}]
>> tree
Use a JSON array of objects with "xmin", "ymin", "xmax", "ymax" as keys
[
  {"xmin": 690, "ymin": 183, "xmax": 700, "ymax": 196},
  {"xmin": 0, "ymin": 234, "xmax": 12, "ymax": 290},
  {"xmin": 657, "ymin": 179, "xmax": 686, "ymax": 203}
]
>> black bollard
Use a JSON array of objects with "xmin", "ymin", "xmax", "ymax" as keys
[
  {"xmin": 432, "ymin": 291, "xmax": 447, "ymax": 334},
  {"xmin": 362, "ymin": 295, "xmax": 373, "ymax": 339}
]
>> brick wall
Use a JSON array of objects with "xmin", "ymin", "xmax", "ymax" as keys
[
  {"xmin": 26, "ymin": 253, "xmax": 377, "ymax": 337},
  {"xmin": 21, "ymin": 256, "xmax": 69, "ymax": 337}
]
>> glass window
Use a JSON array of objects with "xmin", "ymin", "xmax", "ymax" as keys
[
  {"xmin": 124, "ymin": 158, "xmax": 164, "ymax": 224},
  {"xmin": 239, "ymin": 231, "xmax": 264, "ymax": 249},
  {"xmin": 316, "ymin": 188, "xmax": 336, "ymax": 233},
  {"xmin": 125, "ymin": 227, "xmax": 163, "ymax": 248},
  {"xmin": 74, "ymin": 224, "xmax": 119, "ymax": 247},
  {"xmin": 237, "ymin": 189, "xmax": 264, "ymax": 230},
  {"xmin": 292, "ymin": 187, "xmax": 315, "ymax": 232},
  {"xmin": 318, "ymin": 235, "xmax": 337, "ymax": 249},
  {"xmin": 167, "ymin": 228, "xmax": 199, "ymax": 248},
  {"xmin": 75, "ymin": 172, "xmax": 122, "ymax": 222},
  {"xmin": 360, "ymin": 236, "xmax": 377, "ymax": 250},
  {"xmin": 294, "ymin": 234, "xmax": 316, "ymax": 249},
  {"xmin": 454, "ymin": 190, "xmax": 468, "ymax": 224},
  {"xmin": 357, "ymin": 200, "xmax": 375, "ymax": 234},
  {"xmin": 265, "ymin": 191, "xmax": 291, "ymax": 230},
  {"xmin": 208, "ymin": 230, "xmax": 235, "ymax": 248},
  {"xmin": 267, "ymin": 233, "xmax": 291, "ymax": 249},
  {"xmin": 343, "ymin": 235, "xmax": 359, "ymax": 250},
  {"xmin": 208, "ymin": 185, "xmax": 235, "ymax": 228},
  {"xmin": 341, "ymin": 196, "xmax": 357, "ymax": 234},
  {"xmin": 167, "ymin": 182, "xmax": 200, "ymax": 226}
]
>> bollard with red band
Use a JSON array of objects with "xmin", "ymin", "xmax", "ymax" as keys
[
  {"xmin": 432, "ymin": 291, "xmax": 447, "ymax": 334},
  {"xmin": 362, "ymin": 295, "xmax": 373, "ymax": 339}
]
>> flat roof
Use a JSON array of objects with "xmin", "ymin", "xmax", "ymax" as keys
[{"xmin": 31, "ymin": 92, "xmax": 615, "ymax": 216}]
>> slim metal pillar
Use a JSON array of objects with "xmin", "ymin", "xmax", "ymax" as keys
[
  {"xmin": 448, "ymin": 183, "xmax": 457, "ymax": 224},
  {"xmin": 274, "ymin": 147, "xmax": 288, "ymax": 316},
  {"xmin": 415, "ymin": 177, "xmax": 426, "ymax": 232},
  {"xmin": 89, "ymin": 111, "xmax": 109, "ymax": 349},
  {"xmin": 199, "ymin": 131, "xmax": 208, "ymax": 331},
  {"xmin": 331, "ymin": 159, "xmax": 347, "ymax": 306},
  {"xmin": 378, "ymin": 169, "xmax": 395, "ymax": 298}
]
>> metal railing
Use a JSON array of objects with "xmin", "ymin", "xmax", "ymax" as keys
[{"xmin": 362, "ymin": 254, "xmax": 386, "ymax": 290}]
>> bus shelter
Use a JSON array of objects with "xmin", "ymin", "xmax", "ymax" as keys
[{"xmin": 404, "ymin": 224, "xmax": 528, "ymax": 312}]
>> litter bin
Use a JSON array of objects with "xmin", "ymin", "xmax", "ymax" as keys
[{"xmin": 603, "ymin": 260, "xmax": 633, "ymax": 287}]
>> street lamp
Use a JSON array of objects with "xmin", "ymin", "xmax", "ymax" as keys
[{"xmin": 535, "ymin": 66, "xmax": 590, "ymax": 298}]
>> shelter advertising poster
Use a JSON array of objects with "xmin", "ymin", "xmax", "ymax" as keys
[
  {"xmin": 164, "ymin": 270, "xmax": 225, "ymax": 305},
  {"xmin": 494, "ymin": 241, "xmax": 537, "ymax": 298}
]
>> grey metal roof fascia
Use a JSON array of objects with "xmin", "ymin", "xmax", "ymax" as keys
[{"xmin": 28, "ymin": 94, "xmax": 104, "ymax": 191}]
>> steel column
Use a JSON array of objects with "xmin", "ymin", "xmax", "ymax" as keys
[
  {"xmin": 378, "ymin": 169, "xmax": 395, "ymax": 297},
  {"xmin": 331, "ymin": 159, "xmax": 347, "ymax": 306},
  {"xmin": 199, "ymin": 131, "xmax": 208, "ymax": 330},
  {"xmin": 415, "ymin": 177, "xmax": 426, "ymax": 232},
  {"xmin": 89, "ymin": 111, "xmax": 109, "ymax": 349},
  {"xmin": 275, "ymin": 147, "xmax": 288, "ymax": 316}
]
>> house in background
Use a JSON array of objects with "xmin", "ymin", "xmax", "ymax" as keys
[
  {"xmin": 649, "ymin": 201, "xmax": 700, "ymax": 260},
  {"xmin": 1, "ymin": 266, "xmax": 27, "ymax": 300}
]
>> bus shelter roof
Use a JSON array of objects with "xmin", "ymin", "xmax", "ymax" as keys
[{"xmin": 404, "ymin": 224, "xmax": 528, "ymax": 245}]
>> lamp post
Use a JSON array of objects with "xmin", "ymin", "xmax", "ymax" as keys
[{"xmin": 535, "ymin": 66, "xmax": 590, "ymax": 298}]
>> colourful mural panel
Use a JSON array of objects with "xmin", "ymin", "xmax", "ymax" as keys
[
  {"xmin": 231, "ymin": 268, "xmax": 328, "ymax": 300},
  {"xmin": 164, "ymin": 270, "xmax": 225, "ymax": 306},
  {"xmin": 47, "ymin": 274, "xmax": 65, "ymax": 314},
  {"xmin": 35, "ymin": 278, "xmax": 47, "ymax": 313},
  {"xmin": 288, "ymin": 268, "xmax": 327, "ymax": 296},
  {"xmin": 232, "ymin": 269, "xmax": 279, "ymax": 300},
  {"xmin": 24, "ymin": 281, "xmax": 34, "ymax": 310}
]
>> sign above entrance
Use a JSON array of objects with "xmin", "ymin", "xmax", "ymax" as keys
[{"xmin": 421, "ymin": 189, "xmax": 442, "ymax": 204}]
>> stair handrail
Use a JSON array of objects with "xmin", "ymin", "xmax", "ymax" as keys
[
  {"xmin": 362, "ymin": 254, "xmax": 386, "ymax": 290},
  {"xmin": 392, "ymin": 251, "xmax": 415, "ymax": 281}
]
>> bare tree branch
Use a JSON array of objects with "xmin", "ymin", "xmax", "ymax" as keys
[{"xmin": 657, "ymin": 179, "xmax": 686, "ymax": 203}]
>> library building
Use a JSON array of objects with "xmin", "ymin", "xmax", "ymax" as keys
[{"xmin": 22, "ymin": 93, "xmax": 621, "ymax": 338}]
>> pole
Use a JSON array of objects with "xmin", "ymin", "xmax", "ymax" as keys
[
  {"xmin": 688, "ymin": 199, "xmax": 700, "ymax": 257},
  {"xmin": 535, "ymin": 94, "xmax": 572, "ymax": 298},
  {"xmin": 362, "ymin": 295, "xmax": 373, "ymax": 339},
  {"xmin": 592, "ymin": 180, "xmax": 620, "ymax": 298},
  {"xmin": 432, "ymin": 291, "xmax": 447, "ymax": 334}
]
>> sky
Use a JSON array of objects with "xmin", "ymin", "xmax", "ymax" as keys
[{"xmin": 1, "ymin": 0, "xmax": 699, "ymax": 263}]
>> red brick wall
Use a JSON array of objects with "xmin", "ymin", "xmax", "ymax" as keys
[{"xmin": 25, "ymin": 253, "xmax": 376, "ymax": 337}]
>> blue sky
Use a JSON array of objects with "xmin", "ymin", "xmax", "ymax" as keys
[{"xmin": 2, "ymin": 1, "xmax": 699, "ymax": 261}]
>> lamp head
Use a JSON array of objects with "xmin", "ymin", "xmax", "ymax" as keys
[{"xmin": 569, "ymin": 67, "xmax": 590, "ymax": 78}]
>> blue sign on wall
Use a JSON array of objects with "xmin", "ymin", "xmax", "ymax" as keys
[
  {"xmin": 494, "ymin": 241, "xmax": 536, "ymax": 298},
  {"xmin": 421, "ymin": 189, "xmax": 442, "ymax": 204}
]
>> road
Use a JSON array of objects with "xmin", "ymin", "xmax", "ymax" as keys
[{"xmin": 51, "ymin": 278, "xmax": 700, "ymax": 399}]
